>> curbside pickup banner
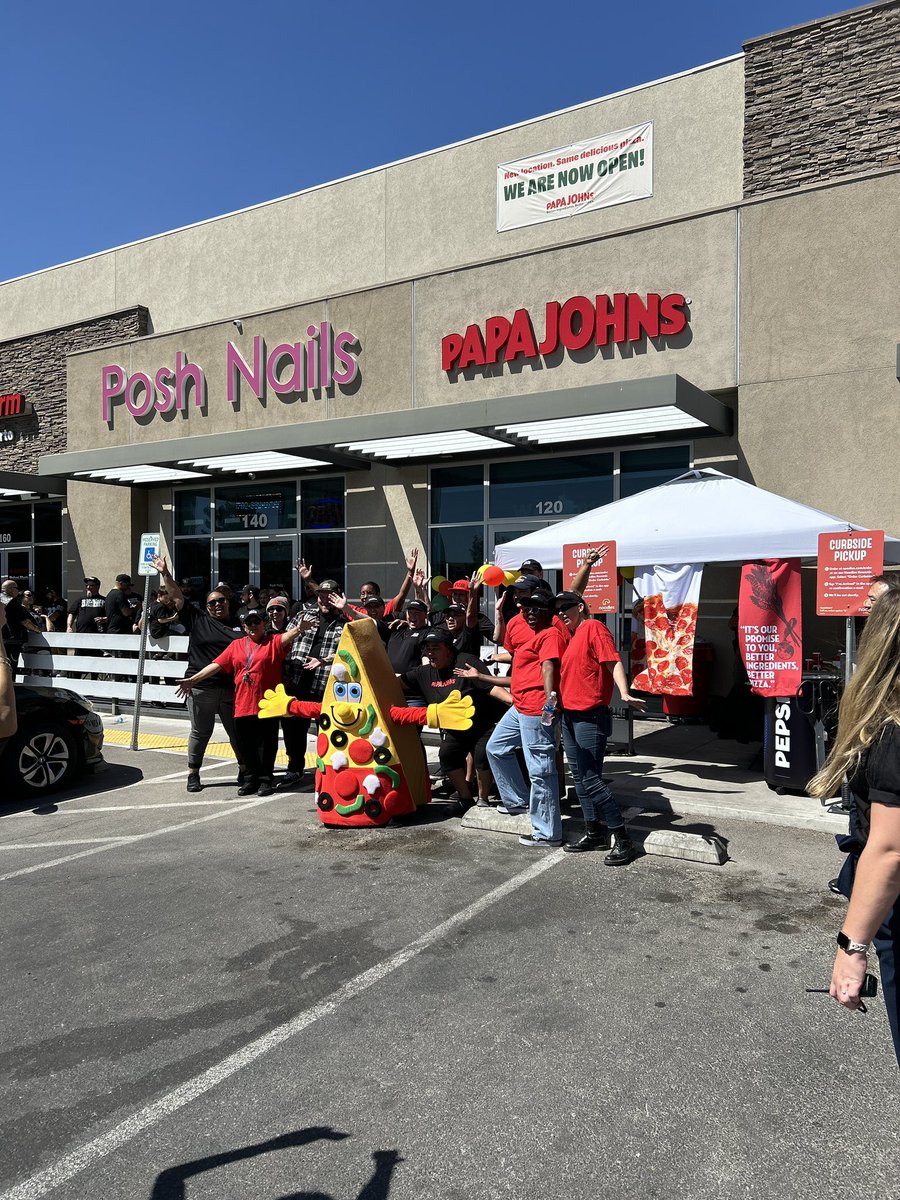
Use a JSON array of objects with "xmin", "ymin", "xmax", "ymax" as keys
[{"xmin": 497, "ymin": 122, "xmax": 653, "ymax": 232}]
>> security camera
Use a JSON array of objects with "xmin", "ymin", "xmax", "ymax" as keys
[{"xmin": 232, "ymin": 319, "xmax": 243, "ymax": 334}]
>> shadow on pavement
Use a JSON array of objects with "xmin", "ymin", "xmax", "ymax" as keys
[
  {"xmin": 0, "ymin": 761, "xmax": 145, "ymax": 818},
  {"xmin": 149, "ymin": 1129, "xmax": 401, "ymax": 1199}
]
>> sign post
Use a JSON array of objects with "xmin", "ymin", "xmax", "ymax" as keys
[{"xmin": 131, "ymin": 534, "xmax": 161, "ymax": 751}]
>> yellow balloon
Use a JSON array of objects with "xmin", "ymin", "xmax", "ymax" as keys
[
  {"xmin": 502, "ymin": 570, "xmax": 519, "ymax": 586},
  {"xmin": 431, "ymin": 575, "xmax": 447, "ymax": 592},
  {"xmin": 619, "ymin": 566, "xmax": 635, "ymax": 580}
]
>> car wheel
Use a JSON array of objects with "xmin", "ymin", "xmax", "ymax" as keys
[{"xmin": 3, "ymin": 722, "xmax": 79, "ymax": 797}]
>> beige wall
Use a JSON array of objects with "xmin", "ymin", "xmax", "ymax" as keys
[
  {"xmin": 739, "ymin": 175, "xmax": 900, "ymax": 534},
  {"xmin": 65, "ymin": 481, "xmax": 147, "ymax": 600},
  {"xmin": 0, "ymin": 59, "xmax": 743, "ymax": 343}
]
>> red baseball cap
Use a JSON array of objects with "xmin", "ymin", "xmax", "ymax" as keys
[{"xmin": 451, "ymin": 579, "xmax": 470, "ymax": 592}]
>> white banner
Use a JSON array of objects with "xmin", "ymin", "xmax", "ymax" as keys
[{"xmin": 497, "ymin": 122, "xmax": 653, "ymax": 233}]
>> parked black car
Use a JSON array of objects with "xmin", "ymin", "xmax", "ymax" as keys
[{"xmin": 1, "ymin": 684, "xmax": 105, "ymax": 798}]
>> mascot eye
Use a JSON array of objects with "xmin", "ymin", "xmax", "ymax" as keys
[
  {"xmin": 334, "ymin": 682, "xmax": 347, "ymax": 700},
  {"xmin": 348, "ymin": 683, "xmax": 362, "ymax": 702}
]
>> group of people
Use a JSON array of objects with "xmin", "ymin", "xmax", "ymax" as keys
[{"xmin": 134, "ymin": 549, "xmax": 644, "ymax": 861}]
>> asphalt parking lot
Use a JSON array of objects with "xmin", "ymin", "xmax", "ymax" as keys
[{"xmin": 1, "ymin": 742, "xmax": 898, "ymax": 1200}]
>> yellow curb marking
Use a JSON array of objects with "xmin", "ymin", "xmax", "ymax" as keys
[{"xmin": 102, "ymin": 729, "xmax": 316, "ymax": 768}]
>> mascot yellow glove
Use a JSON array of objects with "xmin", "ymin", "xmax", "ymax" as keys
[
  {"xmin": 258, "ymin": 684, "xmax": 293, "ymax": 719},
  {"xmin": 426, "ymin": 688, "xmax": 475, "ymax": 731}
]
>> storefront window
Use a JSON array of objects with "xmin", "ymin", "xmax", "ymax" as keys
[
  {"xmin": 33, "ymin": 501, "xmax": 62, "ymax": 543},
  {"xmin": 301, "ymin": 532, "xmax": 345, "ymax": 592},
  {"xmin": 0, "ymin": 504, "xmax": 32, "ymax": 544},
  {"xmin": 214, "ymin": 483, "xmax": 297, "ymax": 533},
  {"xmin": 302, "ymin": 477, "xmax": 345, "ymax": 530},
  {"xmin": 175, "ymin": 490, "xmax": 211, "ymax": 537},
  {"xmin": 34, "ymin": 545, "xmax": 63, "ymax": 594},
  {"xmin": 174, "ymin": 539, "xmax": 212, "ymax": 596},
  {"xmin": 488, "ymin": 455, "xmax": 614, "ymax": 520},
  {"xmin": 431, "ymin": 465, "xmax": 483, "ymax": 524},
  {"xmin": 431, "ymin": 526, "xmax": 484, "ymax": 582},
  {"xmin": 619, "ymin": 447, "xmax": 690, "ymax": 498}
]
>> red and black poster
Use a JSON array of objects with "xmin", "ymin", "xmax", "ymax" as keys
[{"xmin": 739, "ymin": 559, "xmax": 803, "ymax": 698}]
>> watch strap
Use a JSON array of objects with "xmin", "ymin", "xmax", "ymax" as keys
[{"xmin": 837, "ymin": 930, "xmax": 869, "ymax": 954}]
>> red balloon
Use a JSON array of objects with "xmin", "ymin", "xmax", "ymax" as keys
[
  {"xmin": 438, "ymin": 580, "xmax": 454, "ymax": 597},
  {"xmin": 482, "ymin": 566, "xmax": 505, "ymax": 587}
]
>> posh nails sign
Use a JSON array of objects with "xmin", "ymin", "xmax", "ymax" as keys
[{"xmin": 101, "ymin": 322, "xmax": 360, "ymax": 428}]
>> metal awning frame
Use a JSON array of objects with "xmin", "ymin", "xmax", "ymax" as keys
[
  {"xmin": 0, "ymin": 470, "xmax": 67, "ymax": 497},
  {"xmin": 39, "ymin": 374, "xmax": 732, "ymax": 486}
]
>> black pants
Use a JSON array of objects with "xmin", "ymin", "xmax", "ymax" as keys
[
  {"xmin": 232, "ymin": 716, "xmax": 279, "ymax": 783},
  {"xmin": 281, "ymin": 675, "xmax": 321, "ymax": 774},
  {"xmin": 838, "ymin": 847, "xmax": 900, "ymax": 1068}
]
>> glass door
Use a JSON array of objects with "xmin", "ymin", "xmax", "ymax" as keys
[
  {"xmin": 487, "ymin": 522, "xmax": 555, "ymax": 588},
  {"xmin": 214, "ymin": 536, "xmax": 298, "ymax": 592},
  {"xmin": 1, "ymin": 548, "xmax": 33, "ymax": 588}
]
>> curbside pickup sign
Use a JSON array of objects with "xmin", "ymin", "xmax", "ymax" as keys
[
  {"xmin": 138, "ymin": 533, "xmax": 161, "ymax": 577},
  {"xmin": 497, "ymin": 122, "xmax": 653, "ymax": 232}
]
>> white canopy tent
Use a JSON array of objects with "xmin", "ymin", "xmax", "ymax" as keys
[{"xmin": 493, "ymin": 469, "xmax": 900, "ymax": 569}]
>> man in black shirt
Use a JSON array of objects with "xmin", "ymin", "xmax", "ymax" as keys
[
  {"xmin": 444, "ymin": 604, "xmax": 482, "ymax": 656},
  {"xmin": 153, "ymin": 556, "xmax": 244, "ymax": 792},
  {"xmin": 1, "ymin": 579, "xmax": 41, "ymax": 670},
  {"xmin": 404, "ymin": 629, "xmax": 510, "ymax": 809},
  {"xmin": 105, "ymin": 573, "xmax": 141, "ymax": 635},
  {"xmin": 67, "ymin": 577, "xmax": 107, "ymax": 633},
  {"xmin": 387, "ymin": 600, "xmax": 432, "ymax": 705}
]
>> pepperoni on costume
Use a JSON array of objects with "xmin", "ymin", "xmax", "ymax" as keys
[
  {"xmin": 317, "ymin": 733, "xmax": 329, "ymax": 757},
  {"xmin": 335, "ymin": 771, "xmax": 360, "ymax": 800},
  {"xmin": 349, "ymin": 738, "xmax": 373, "ymax": 765}
]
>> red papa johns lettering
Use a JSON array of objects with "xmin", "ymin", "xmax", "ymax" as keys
[
  {"xmin": 441, "ymin": 292, "xmax": 687, "ymax": 372},
  {"xmin": 0, "ymin": 393, "xmax": 25, "ymax": 417}
]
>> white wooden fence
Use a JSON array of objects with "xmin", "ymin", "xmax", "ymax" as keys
[{"xmin": 20, "ymin": 632, "xmax": 190, "ymax": 710}]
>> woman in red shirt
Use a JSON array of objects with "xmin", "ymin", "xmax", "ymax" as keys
[
  {"xmin": 556, "ymin": 591, "xmax": 646, "ymax": 864},
  {"xmin": 177, "ymin": 608, "xmax": 312, "ymax": 796}
]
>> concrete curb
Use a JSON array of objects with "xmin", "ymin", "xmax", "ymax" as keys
[
  {"xmin": 642, "ymin": 828, "xmax": 728, "ymax": 865},
  {"xmin": 460, "ymin": 806, "xmax": 534, "ymax": 836}
]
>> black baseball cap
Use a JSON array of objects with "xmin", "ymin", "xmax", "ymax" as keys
[
  {"xmin": 520, "ymin": 593, "xmax": 554, "ymax": 612},
  {"xmin": 520, "ymin": 559, "xmax": 542, "ymax": 572},
  {"xmin": 364, "ymin": 594, "xmax": 386, "ymax": 606},
  {"xmin": 445, "ymin": 603, "xmax": 466, "ymax": 615},
  {"xmin": 116, "ymin": 573, "xmax": 132, "ymax": 584},
  {"xmin": 242, "ymin": 608, "xmax": 264, "ymax": 624},
  {"xmin": 406, "ymin": 599, "xmax": 428, "ymax": 612},
  {"xmin": 316, "ymin": 579, "xmax": 341, "ymax": 594},
  {"xmin": 423, "ymin": 628, "xmax": 453, "ymax": 646},
  {"xmin": 511, "ymin": 574, "xmax": 542, "ymax": 591},
  {"xmin": 83, "ymin": 576, "xmax": 100, "ymax": 586},
  {"xmin": 555, "ymin": 591, "xmax": 585, "ymax": 610}
]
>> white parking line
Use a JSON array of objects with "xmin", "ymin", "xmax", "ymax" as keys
[
  {"xmin": 0, "ymin": 849, "xmax": 564, "ymax": 1200},
  {"xmin": 0, "ymin": 793, "xmax": 288, "ymax": 883},
  {"xmin": 43, "ymin": 800, "xmax": 260, "ymax": 812},
  {"xmin": 0, "ymin": 839, "xmax": 131, "ymax": 849}
]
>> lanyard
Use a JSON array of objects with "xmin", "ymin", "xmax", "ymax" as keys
[{"xmin": 243, "ymin": 635, "xmax": 264, "ymax": 682}]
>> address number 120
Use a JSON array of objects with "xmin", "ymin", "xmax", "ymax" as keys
[{"xmin": 534, "ymin": 500, "xmax": 564, "ymax": 515}]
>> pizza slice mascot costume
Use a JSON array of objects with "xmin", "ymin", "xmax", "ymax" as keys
[{"xmin": 258, "ymin": 617, "xmax": 474, "ymax": 827}]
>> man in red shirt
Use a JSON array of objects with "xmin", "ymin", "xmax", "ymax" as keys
[
  {"xmin": 556, "ymin": 591, "xmax": 646, "ymax": 864},
  {"xmin": 486, "ymin": 594, "xmax": 568, "ymax": 848},
  {"xmin": 177, "ymin": 608, "xmax": 313, "ymax": 796}
]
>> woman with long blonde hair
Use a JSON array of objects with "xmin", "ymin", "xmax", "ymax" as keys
[{"xmin": 809, "ymin": 589, "xmax": 900, "ymax": 1065}]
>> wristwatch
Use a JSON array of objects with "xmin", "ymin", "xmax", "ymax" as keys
[{"xmin": 836, "ymin": 930, "xmax": 869, "ymax": 954}]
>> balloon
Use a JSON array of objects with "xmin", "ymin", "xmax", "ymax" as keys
[
  {"xmin": 475, "ymin": 564, "xmax": 491, "ymax": 582},
  {"xmin": 619, "ymin": 566, "xmax": 635, "ymax": 581},
  {"xmin": 431, "ymin": 575, "xmax": 447, "ymax": 592},
  {"xmin": 482, "ymin": 566, "xmax": 505, "ymax": 587},
  {"xmin": 438, "ymin": 580, "xmax": 454, "ymax": 597},
  {"xmin": 502, "ymin": 570, "xmax": 519, "ymax": 587},
  {"xmin": 430, "ymin": 594, "xmax": 449, "ymax": 611}
]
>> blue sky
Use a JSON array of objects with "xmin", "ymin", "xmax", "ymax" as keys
[{"xmin": 3, "ymin": 0, "xmax": 846, "ymax": 281}]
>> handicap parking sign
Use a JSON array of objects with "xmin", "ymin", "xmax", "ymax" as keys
[{"xmin": 138, "ymin": 533, "xmax": 162, "ymax": 576}]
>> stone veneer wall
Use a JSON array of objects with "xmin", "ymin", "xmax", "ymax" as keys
[
  {"xmin": 0, "ymin": 307, "xmax": 150, "ymax": 472},
  {"xmin": 743, "ymin": 0, "xmax": 900, "ymax": 197}
]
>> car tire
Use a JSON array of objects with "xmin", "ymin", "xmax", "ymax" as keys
[{"xmin": 2, "ymin": 721, "xmax": 79, "ymax": 798}]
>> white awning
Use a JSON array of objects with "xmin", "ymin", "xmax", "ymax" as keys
[{"xmin": 336, "ymin": 431, "xmax": 510, "ymax": 460}]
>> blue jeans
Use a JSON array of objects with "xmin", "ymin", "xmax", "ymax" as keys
[
  {"xmin": 561, "ymin": 706, "xmax": 624, "ymax": 829},
  {"xmin": 486, "ymin": 707, "xmax": 561, "ymax": 842}
]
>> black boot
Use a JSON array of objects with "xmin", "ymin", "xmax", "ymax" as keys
[
  {"xmin": 564, "ymin": 818, "xmax": 610, "ymax": 854},
  {"xmin": 604, "ymin": 829, "xmax": 638, "ymax": 866}
]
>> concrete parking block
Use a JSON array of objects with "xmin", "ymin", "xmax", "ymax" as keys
[
  {"xmin": 642, "ymin": 827, "xmax": 728, "ymax": 865},
  {"xmin": 461, "ymin": 805, "xmax": 533, "ymax": 837}
]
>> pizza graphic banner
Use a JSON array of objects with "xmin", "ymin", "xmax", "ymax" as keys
[
  {"xmin": 739, "ymin": 559, "xmax": 803, "ymax": 697},
  {"xmin": 630, "ymin": 563, "xmax": 703, "ymax": 696}
]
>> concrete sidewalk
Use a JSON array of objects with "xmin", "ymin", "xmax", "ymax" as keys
[{"xmin": 100, "ymin": 710, "xmax": 845, "ymax": 838}]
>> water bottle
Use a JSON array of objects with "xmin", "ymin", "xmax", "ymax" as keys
[{"xmin": 541, "ymin": 691, "xmax": 558, "ymax": 726}]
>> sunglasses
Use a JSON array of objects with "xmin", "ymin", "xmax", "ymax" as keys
[
  {"xmin": 207, "ymin": 598, "xmax": 228, "ymax": 606},
  {"xmin": 244, "ymin": 618, "xmax": 263, "ymax": 626},
  {"xmin": 267, "ymin": 605, "xmax": 287, "ymax": 613}
]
